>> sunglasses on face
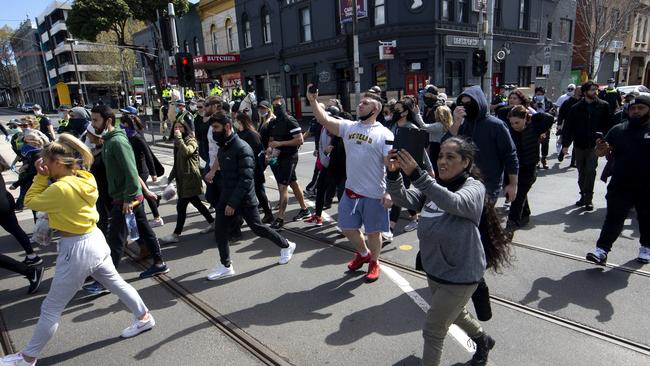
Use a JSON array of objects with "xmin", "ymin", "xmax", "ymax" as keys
[{"xmin": 567, "ymin": 88, "xmax": 575, "ymax": 91}]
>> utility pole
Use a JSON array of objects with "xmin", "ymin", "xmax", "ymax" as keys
[
  {"xmin": 119, "ymin": 48, "xmax": 130, "ymax": 108},
  {"xmin": 66, "ymin": 38, "xmax": 85, "ymax": 106},
  {"xmin": 168, "ymin": 2, "xmax": 184, "ymax": 103},
  {"xmin": 352, "ymin": 0, "xmax": 361, "ymax": 108},
  {"xmin": 485, "ymin": 0, "xmax": 494, "ymax": 102}
]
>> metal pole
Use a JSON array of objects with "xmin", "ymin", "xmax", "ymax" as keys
[
  {"xmin": 168, "ymin": 3, "xmax": 184, "ymax": 103},
  {"xmin": 68, "ymin": 40, "xmax": 84, "ymax": 106},
  {"xmin": 352, "ymin": 0, "xmax": 361, "ymax": 108},
  {"xmin": 478, "ymin": 2, "xmax": 485, "ymax": 93},
  {"xmin": 485, "ymin": 0, "xmax": 494, "ymax": 101},
  {"xmin": 119, "ymin": 48, "xmax": 130, "ymax": 108}
]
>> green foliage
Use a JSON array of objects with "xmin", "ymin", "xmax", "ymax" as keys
[
  {"xmin": 66, "ymin": 0, "xmax": 131, "ymax": 43},
  {"xmin": 127, "ymin": 0, "xmax": 190, "ymax": 24}
]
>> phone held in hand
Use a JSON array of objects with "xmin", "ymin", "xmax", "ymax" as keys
[
  {"xmin": 393, "ymin": 127, "xmax": 428, "ymax": 169},
  {"xmin": 308, "ymin": 74, "xmax": 319, "ymax": 94}
]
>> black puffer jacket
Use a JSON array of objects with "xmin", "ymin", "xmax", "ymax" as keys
[
  {"xmin": 216, "ymin": 133, "xmax": 258, "ymax": 209},
  {"xmin": 508, "ymin": 112, "xmax": 555, "ymax": 167}
]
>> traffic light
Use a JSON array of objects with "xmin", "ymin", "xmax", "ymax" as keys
[
  {"xmin": 472, "ymin": 49, "xmax": 487, "ymax": 77},
  {"xmin": 175, "ymin": 52, "xmax": 195, "ymax": 88}
]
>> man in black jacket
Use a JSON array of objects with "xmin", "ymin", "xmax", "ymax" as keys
[
  {"xmin": 586, "ymin": 95, "xmax": 650, "ymax": 265},
  {"xmin": 205, "ymin": 112, "xmax": 296, "ymax": 280},
  {"xmin": 562, "ymin": 81, "xmax": 612, "ymax": 211},
  {"xmin": 556, "ymin": 86, "xmax": 582, "ymax": 165}
]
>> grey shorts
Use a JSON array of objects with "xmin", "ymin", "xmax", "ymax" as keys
[{"xmin": 337, "ymin": 193, "xmax": 390, "ymax": 234}]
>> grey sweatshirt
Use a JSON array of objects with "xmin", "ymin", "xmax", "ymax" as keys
[{"xmin": 387, "ymin": 173, "xmax": 487, "ymax": 284}]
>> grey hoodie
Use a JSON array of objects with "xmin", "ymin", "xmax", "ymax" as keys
[{"xmin": 387, "ymin": 173, "xmax": 486, "ymax": 284}]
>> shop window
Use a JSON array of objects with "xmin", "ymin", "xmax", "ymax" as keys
[
  {"xmin": 374, "ymin": 64, "xmax": 387, "ymax": 91},
  {"xmin": 445, "ymin": 60, "xmax": 464, "ymax": 97}
]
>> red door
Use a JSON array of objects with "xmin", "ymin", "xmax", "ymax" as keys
[
  {"xmin": 292, "ymin": 84, "xmax": 302, "ymax": 119},
  {"xmin": 405, "ymin": 72, "xmax": 428, "ymax": 95}
]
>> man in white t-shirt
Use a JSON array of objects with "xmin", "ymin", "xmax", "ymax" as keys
[{"xmin": 307, "ymin": 87, "xmax": 393, "ymax": 282}]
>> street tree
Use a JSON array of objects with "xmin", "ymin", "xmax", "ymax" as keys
[
  {"xmin": 0, "ymin": 25, "xmax": 20, "ymax": 104},
  {"xmin": 575, "ymin": 0, "xmax": 643, "ymax": 80},
  {"xmin": 66, "ymin": 0, "xmax": 189, "ymax": 100}
]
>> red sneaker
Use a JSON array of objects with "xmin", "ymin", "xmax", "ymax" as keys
[
  {"xmin": 303, "ymin": 215, "xmax": 324, "ymax": 226},
  {"xmin": 347, "ymin": 251, "xmax": 372, "ymax": 271},
  {"xmin": 366, "ymin": 260, "xmax": 380, "ymax": 282}
]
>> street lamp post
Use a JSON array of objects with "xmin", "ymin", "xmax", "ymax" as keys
[{"xmin": 65, "ymin": 38, "xmax": 85, "ymax": 106}]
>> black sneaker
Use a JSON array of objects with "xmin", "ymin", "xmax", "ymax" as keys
[
  {"xmin": 586, "ymin": 248, "xmax": 608, "ymax": 266},
  {"xmin": 23, "ymin": 255, "xmax": 43, "ymax": 266},
  {"xmin": 139, "ymin": 263, "xmax": 170, "ymax": 279},
  {"xmin": 262, "ymin": 213, "xmax": 274, "ymax": 224},
  {"xmin": 292, "ymin": 208, "xmax": 312, "ymax": 221},
  {"xmin": 575, "ymin": 196, "xmax": 586, "ymax": 207},
  {"xmin": 584, "ymin": 202, "xmax": 594, "ymax": 211},
  {"xmin": 470, "ymin": 333, "xmax": 495, "ymax": 366},
  {"xmin": 270, "ymin": 217, "xmax": 284, "ymax": 230},
  {"xmin": 558, "ymin": 151, "xmax": 565, "ymax": 162},
  {"xmin": 27, "ymin": 267, "xmax": 44, "ymax": 294}
]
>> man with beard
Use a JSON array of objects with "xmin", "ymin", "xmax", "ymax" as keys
[
  {"xmin": 450, "ymin": 86, "xmax": 519, "ymax": 205},
  {"xmin": 205, "ymin": 112, "xmax": 296, "ymax": 280},
  {"xmin": 562, "ymin": 80, "xmax": 612, "ymax": 211},
  {"xmin": 307, "ymin": 86, "xmax": 393, "ymax": 282},
  {"xmin": 586, "ymin": 95, "xmax": 650, "ymax": 265}
]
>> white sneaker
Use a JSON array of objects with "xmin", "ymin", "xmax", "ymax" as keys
[
  {"xmin": 160, "ymin": 233, "xmax": 179, "ymax": 244},
  {"xmin": 637, "ymin": 246, "xmax": 650, "ymax": 264},
  {"xmin": 207, "ymin": 263, "xmax": 235, "ymax": 280},
  {"xmin": 121, "ymin": 314, "xmax": 155, "ymax": 338},
  {"xmin": 149, "ymin": 217, "xmax": 164, "ymax": 228},
  {"xmin": 0, "ymin": 353, "xmax": 35, "ymax": 366},
  {"xmin": 381, "ymin": 231, "xmax": 394, "ymax": 243},
  {"xmin": 200, "ymin": 223, "xmax": 215, "ymax": 234},
  {"xmin": 279, "ymin": 241, "xmax": 296, "ymax": 264},
  {"xmin": 403, "ymin": 220, "xmax": 418, "ymax": 232}
]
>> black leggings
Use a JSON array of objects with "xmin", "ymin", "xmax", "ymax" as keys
[
  {"xmin": 0, "ymin": 253, "xmax": 29, "ymax": 276},
  {"xmin": 139, "ymin": 173, "xmax": 160, "ymax": 218},
  {"xmin": 1, "ymin": 196, "xmax": 34, "ymax": 255},
  {"xmin": 174, "ymin": 196, "xmax": 214, "ymax": 234},
  {"xmin": 315, "ymin": 168, "xmax": 337, "ymax": 217},
  {"xmin": 255, "ymin": 168, "xmax": 272, "ymax": 215}
]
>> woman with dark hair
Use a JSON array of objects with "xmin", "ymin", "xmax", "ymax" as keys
[
  {"xmin": 120, "ymin": 114, "xmax": 164, "ymax": 228},
  {"xmin": 497, "ymin": 89, "xmax": 536, "ymax": 122},
  {"xmin": 160, "ymin": 120, "xmax": 214, "ymax": 243},
  {"xmin": 386, "ymin": 137, "xmax": 511, "ymax": 366},
  {"xmin": 505, "ymin": 106, "xmax": 555, "ymax": 233},
  {"xmin": 235, "ymin": 111, "xmax": 274, "ymax": 223}
]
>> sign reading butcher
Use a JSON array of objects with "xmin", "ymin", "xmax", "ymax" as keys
[{"xmin": 193, "ymin": 54, "xmax": 241, "ymax": 64}]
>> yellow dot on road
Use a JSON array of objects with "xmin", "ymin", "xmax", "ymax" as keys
[{"xmin": 399, "ymin": 244, "xmax": 413, "ymax": 251}]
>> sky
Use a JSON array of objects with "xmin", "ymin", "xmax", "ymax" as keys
[{"xmin": 2, "ymin": 0, "xmax": 199, "ymax": 29}]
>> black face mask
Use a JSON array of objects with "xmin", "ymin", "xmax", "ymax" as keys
[
  {"xmin": 460, "ymin": 100, "xmax": 479, "ymax": 120},
  {"xmin": 424, "ymin": 97, "xmax": 436, "ymax": 107},
  {"xmin": 213, "ymin": 129, "xmax": 229, "ymax": 146},
  {"xmin": 273, "ymin": 104, "xmax": 284, "ymax": 116},
  {"xmin": 628, "ymin": 114, "xmax": 650, "ymax": 127},
  {"xmin": 359, "ymin": 110, "xmax": 375, "ymax": 122}
]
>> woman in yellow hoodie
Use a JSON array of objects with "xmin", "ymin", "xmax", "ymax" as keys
[{"xmin": 0, "ymin": 134, "xmax": 154, "ymax": 366}]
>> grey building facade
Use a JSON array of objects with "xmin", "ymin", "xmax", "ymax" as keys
[
  {"xmin": 10, "ymin": 19, "xmax": 52, "ymax": 110},
  {"xmin": 235, "ymin": 0, "xmax": 575, "ymax": 117}
]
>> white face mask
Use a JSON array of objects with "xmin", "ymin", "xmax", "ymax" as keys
[
  {"xmin": 34, "ymin": 110, "xmax": 42, "ymax": 116},
  {"xmin": 259, "ymin": 111, "xmax": 268, "ymax": 118},
  {"xmin": 567, "ymin": 91, "xmax": 575, "ymax": 97},
  {"xmin": 608, "ymin": 83, "xmax": 615, "ymax": 88}
]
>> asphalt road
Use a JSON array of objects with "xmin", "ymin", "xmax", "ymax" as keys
[{"xmin": 0, "ymin": 107, "xmax": 648, "ymax": 365}]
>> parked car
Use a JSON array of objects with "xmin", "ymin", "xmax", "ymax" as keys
[
  {"xmin": 617, "ymin": 85, "xmax": 650, "ymax": 96},
  {"xmin": 16, "ymin": 103, "xmax": 22, "ymax": 111},
  {"xmin": 21, "ymin": 102, "xmax": 34, "ymax": 112}
]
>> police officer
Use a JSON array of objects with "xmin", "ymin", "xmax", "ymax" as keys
[
  {"xmin": 598, "ymin": 78, "xmax": 623, "ymax": 114},
  {"xmin": 185, "ymin": 88, "xmax": 195, "ymax": 100},
  {"xmin": 32, "ymin": 104, "xmax": 55, "ymax": 141},
  {"xmin": 231, "ymin": 82, "xmax": 246, "ymax": 102},
  {"xmin": 56, "ymin": 105, "xmax": 71, "ymax": 134},
  {"xmin": 586, "ymin": 94, "xmax": 650, "ymax": 265},
  {"xmin": 210, "ymin": 81, "xmax": 223, "ymax": 97},
  {"xmin": 162, "ymin": 84, "xmax": 173, "ymax": 101}
]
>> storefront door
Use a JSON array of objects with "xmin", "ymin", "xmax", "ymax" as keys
[{"xmin": 405, "ymin": 72, "xmax": 428, "ymax": 96}]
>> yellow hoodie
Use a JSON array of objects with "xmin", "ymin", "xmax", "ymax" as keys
[{"xmin": 25, "ymin": 170, "xmax": 100, "ymax": 235}]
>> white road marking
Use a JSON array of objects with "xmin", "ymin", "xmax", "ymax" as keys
[{"xmin": 381, "ymin": 265, "xmax": 476, "ymax": 353}]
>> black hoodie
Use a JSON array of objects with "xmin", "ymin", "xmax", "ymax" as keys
[{"xmin": 452, "ymin": 86, "xmax": 519, "ymax": 197}]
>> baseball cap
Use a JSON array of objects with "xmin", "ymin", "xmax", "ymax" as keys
[
  {"xmin": 567, "ymin": 84, "xmax": 576, "ymax": 90},
  {"xmin": 629, "ymin": 94, "xmax": 650, "ymax": 108},
  {"xmin": 119, "ymin": 106, "xmax": 138, "ymax": 115},
  {"xmin": 32, "ymin": 104, "xmax": 41, "ymax": 110},
  {"xmin": 257, "ymin": 100, "xmax": 271, "ymax": 109}
]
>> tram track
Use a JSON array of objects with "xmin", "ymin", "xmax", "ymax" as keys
[{"xmin": 281, "ymin": 225, "xmax": 650, "ymax": 357}]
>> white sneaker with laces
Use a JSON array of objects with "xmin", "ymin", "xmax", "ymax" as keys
[
  {"xmin": 150, "ymin": 217, "xmax": 164, "ymax": 228},
  {"xmin": 207, "ymin": 263, "xmax": 235, "ymax": 280},
  {"xmin": 0, "ymin": 353, "xmax": 35, "ymax": 366},
  {"xmin": 637, "ymin": 246, "xmax": 650, "ymax": 264},
  {"xmin": 279, "ymin": 241, "xmax": 296, "ymax": 264},
  {"xmin": 381, "ymin": 231, "xmax": 394, "ymax": 243},
  {"xmin": 404, "ymin": 220, "xmax": 418, "ymax": 232},
  {"xmin": 200, "ymin": 223, "xmax": 215, "ymax": 234},
  {"xmin": 160, "ymin": 233, "xmax": 179, "ymax": 243},
  {"xmin": 121, "ymin": 314, "xmax": 156, "ymax": 338}
]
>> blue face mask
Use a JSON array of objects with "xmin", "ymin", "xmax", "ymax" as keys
[{"xmin": 175, "ymin": 107, "xmax": 180, "ymax": 113}]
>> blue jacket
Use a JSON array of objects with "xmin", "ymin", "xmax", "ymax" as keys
[{"xmin": 454, "ymin": 86, "xmax": 519, "ymax": 198}]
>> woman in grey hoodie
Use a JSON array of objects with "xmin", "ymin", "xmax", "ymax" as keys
[{"xmin": 386, "ymin": 137, "xmax": 510, "ymax": 366}]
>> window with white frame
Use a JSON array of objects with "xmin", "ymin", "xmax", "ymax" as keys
[
  {"xmin": 242, "ymin": 14, "xmax": 251, "ymax": 48},
  {"xmin": 374, "ymin": 0, "xmax": 385, "ymax": 26},
  {"xmin": 226, "ymin": 19, "xmax": 234, "ymax": 51},
  {"xmin": 210, "ymin": 24, "xmax": 218, "ymax": 53},
  {"xmin": 262, "ymin": 7, "xmax": 272, "ymax": 43},
  {"xmin": 300, "ymin": 7, "xmax": 311, "ymax": 42}
]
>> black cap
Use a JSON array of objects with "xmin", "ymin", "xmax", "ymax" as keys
[
  {"xmin": 629, "ymin": 94, "xmax": 650, "ymax": 108},
  {"xmin": 258, "ymin": 100, "xmax": 271, "ymax": 109}
]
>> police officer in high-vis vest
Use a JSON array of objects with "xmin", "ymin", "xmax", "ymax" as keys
[
  {"xmin": 185, "ymin": 88, "xmax": 195, "ymax": 100},
  {"xmin": 210, "ymin": 81, "xmax": 223, "ymax": 97},
  {"xmin": 231, "ymin": 82, "xmax": 246, "ymax": 102},
  {"xmin": 162, "ymin": 84, "xmax": 173, "ymax": 101}
]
